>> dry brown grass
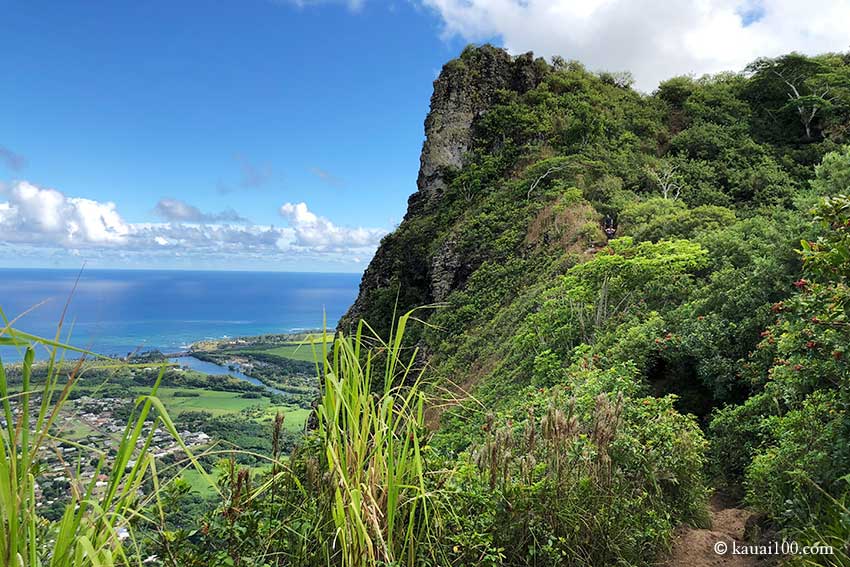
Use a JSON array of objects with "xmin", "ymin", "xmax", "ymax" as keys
[
  {"xmin": 423, "ymin": 355, "xmax": 499, "ymax": 431},
  {"xmin": 525, "ymin": 198, "xmax": 603, "ymax": 253}
]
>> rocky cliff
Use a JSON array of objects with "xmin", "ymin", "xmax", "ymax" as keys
[
  {"xmin": 339, "ymin": 46, "xmax": 548, "ymax": 335},
  {"xmin": 337, "ymin": 45, "xmax": 850, "ymax": 565}
]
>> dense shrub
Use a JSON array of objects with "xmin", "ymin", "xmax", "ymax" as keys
[
  {"xmin": 443, "ymin": 372, "xmax": 708, "ymax": 567},
  {"xmin": 710, "ymin": 153, "xmax": 850, "ymax": 554}
]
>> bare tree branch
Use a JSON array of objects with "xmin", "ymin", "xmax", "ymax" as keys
[
  {"xmin": 773, "ymin": 68, "xmax": 835, "ymax": 140},
  {"xmin": 527, "ymin": 166, "xmax": 566, "ymax": 199},
  {"xmin": 646, "ymin": 163, "xmax": 682, "ymax": 200}
]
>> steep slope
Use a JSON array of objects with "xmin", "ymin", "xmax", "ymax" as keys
[
  {"xmin": 148, "ymin": 47, "xmax": 850, "ymax": 567},
  {"xmin": 336, "ymin": 45, "xmax": 850, "ymax": 565},
  {"xmin": 344, "ymin": 46, "xmax": 846, "ymax": 412},
  {"xmin": 340, "ymin": 46, "xmax": 549, "ymax": 338}
]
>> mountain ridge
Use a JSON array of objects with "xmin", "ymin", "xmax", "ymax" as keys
[{"xmin": 336, "ymin": 44, "xmax": 850, "ymax": 564}]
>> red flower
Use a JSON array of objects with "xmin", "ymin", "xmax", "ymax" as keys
[
  {"xmin": 793, "ymin": 279, "xmax": 808, "ymax": 289},
  {"xmin": 793, "ymin": 364, "xmax": 803, "ymax": 371},
  {"xmin": 805, "ymin": 341, "xmax": 817, "ymax": 349}
]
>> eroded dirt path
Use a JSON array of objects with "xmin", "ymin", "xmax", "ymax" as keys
[{"xmin": 665, "ymin": 496, "xmax": 766, "ymax": 567}]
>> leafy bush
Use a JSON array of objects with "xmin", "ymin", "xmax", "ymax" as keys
[
  {"xmin": 711, "ymin": 163, "xmax": 850, "ymax": 547},
  {"xmin": 442, "ymin": 373, "xmax": 708, "ymax": 567}
]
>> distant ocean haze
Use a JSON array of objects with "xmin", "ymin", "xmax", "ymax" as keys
[{"xmin": 0, "ymin": 269, "xmax": 360, "ymax": 361}]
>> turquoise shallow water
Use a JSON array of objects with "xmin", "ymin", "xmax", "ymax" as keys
[{"xmin": 0, "ymin": 269, "xmax": 360, "ymax": 361}]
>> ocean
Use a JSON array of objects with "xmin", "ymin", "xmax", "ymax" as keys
[{"xmin": 0, "ymin": 269, "xmax": 360, "ymax": 361}]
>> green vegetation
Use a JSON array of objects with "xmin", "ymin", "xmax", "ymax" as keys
[
  {"xmin": 711, "ymin": 190, "xmax": 850, "ymax": 563},
  {"xmin": 314, "ymin": 313, "xmax": 436, "ymax": 566},
  {"xmin": 4, "ymin": 46, "xmax": 850, "ymax": 566},
  {"xmin": 247, "ymin": 343, "xmax": 321, "ymax": 363},
  {"xmin": 148, "ymin": 386, "xmax": 296, "ymax": 418},
  {"xmin": 241, "ymin": 333, "xmax": 335, "ymax": 363},
  {"xmin": 0, "ymin": 326, "xmax": 211, "ymax": 567},
  {"xmin": 342, "ymin": 46, "xmax": 850, "ymax": 565}
]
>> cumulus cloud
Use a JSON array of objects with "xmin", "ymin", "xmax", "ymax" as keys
[
  {"xmin": 126, "ymin": 222, "xmax": 286, "ymax": 254},
  {"xmin": 279, "ymin": 202, "xmax": 386, "ymax": 251},
  {"xmin": 153, "ymin": 198, "xmax": 249, "ymax": 224},
  {"xmin": 419, "ymin": 0, "xmax": 850, "ymax": 91},
  {"xmin": 0, "ymin": 181, "xmax": 384, "ymax": 265},
  {"xmin": 0, "ymin": 145, "xmax": 26, "ymax": 171},
  {"xmin": 0, "ymin": 181, "xmax": 129, "ymax": 246}
]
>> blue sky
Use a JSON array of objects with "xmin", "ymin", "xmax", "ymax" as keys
[
  {"xmin": 0, "ymin": 1, "xmax": 469, "ymax": 271},
  {"xmin": 2, "ymin": 0, "xmax": 847, "ymax": 272}
]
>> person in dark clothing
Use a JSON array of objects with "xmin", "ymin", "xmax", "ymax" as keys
[{"xmin": 603, "ymin": 215, "xmax": 617, "ymax": 239}]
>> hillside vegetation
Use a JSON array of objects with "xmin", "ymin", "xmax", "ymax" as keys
[
  {"xmin": 337, "ymin": 46, "xmax": 850, "ymax": 564},
  {"xmin": 3, "ymin": 46, "xmax": 850, "ymax": 566}
]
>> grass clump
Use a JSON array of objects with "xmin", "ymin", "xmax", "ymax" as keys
[
  {"xmin": 314, "ymin": 311, "xmax": 439, "ymax": 566},
  {"xmin": 440, "ymin": 367, "xmax": 708, "ymax": 567},
  {"xmin": 0, "ymin": 317, "xmax": 211, "ymax": 567}
]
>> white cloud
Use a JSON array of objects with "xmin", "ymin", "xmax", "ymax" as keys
[
  {"xmin": 279, "ymin": 201, "xmax": 387, "ymax": 250},
  {"xmin": 0, "ymin": 181, "xmax": 385, "ymax": 267},
  {"xmin": 419, "ymin": 0, "xmax": 850, "ymax": 91},
  {"xmin": 0, "ymin": 181, "xmax": 129, "ymax": 245}
]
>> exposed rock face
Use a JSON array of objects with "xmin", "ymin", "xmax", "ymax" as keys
[
  {"xmin": 429, "ymin": 238, "xmax": 461, "ymax": 303},
  {"xmin": 339, "ymin": 46, "xmax": 548, "ymax": 334},
  {"xmin": 411, "ymin": 47, "xmax": 547, "ymax": 213}
]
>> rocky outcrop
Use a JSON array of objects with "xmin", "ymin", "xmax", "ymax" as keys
[
  {"xmin": 429, "ymin": 237, "xmax": 462, "ymax": 303},
  {"xmin": 340, "ymin": 46, "xmax": 548, "ymax": 333},
  {"xmin": 411, "ymin": 46, "xmax": 548, "ymax": 212}
]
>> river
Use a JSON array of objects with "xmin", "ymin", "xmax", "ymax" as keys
[{"xmin": 168, "ymin": 355, "xmax": 286, "ymax": 396}]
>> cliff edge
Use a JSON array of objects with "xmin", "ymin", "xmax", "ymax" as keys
[{"xmin": 339, "ymin": 45, "xmax": 548, "ymax": 335}]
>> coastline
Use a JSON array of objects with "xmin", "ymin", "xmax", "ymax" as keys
[
  {"xmin": 169, "ymin": 329, "xmax": 325, "ymax": 397},
  {"xmin": 1, "ymin": 329, "xmax": 325, "ymax": 404}
]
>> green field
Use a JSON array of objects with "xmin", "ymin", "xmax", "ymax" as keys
[
  {"xmin": 249, "ymin": 344, "xmax": 318, "ymax": 362},
  {"xmin": 179, "ymin": 468, "xmax": 215, "ymax": 496},
  {"xmin": 128, "ymin": 386, "xmax": 309, "ymax": 431},
  {"xmin": 250, "ymin": 335, "xmax": 333, "ymax": 363},
  {"xmin": 60, "ymin": 420, "xmax": 99, "ymax": 442},
  {"xmin": 180, "ymin": 463, "xmax": 276, "ymax": 498},
  {"xmin": 275, "ymin": 406, "xmax": 310, "ymax": 432}
]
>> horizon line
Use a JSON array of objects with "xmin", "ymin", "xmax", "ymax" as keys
[{"xmin": 0, "ymin": 265, "xmax": 365, "ymax": 275}]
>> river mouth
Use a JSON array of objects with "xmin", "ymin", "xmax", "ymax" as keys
[{"xmin": 168, "ymin": 355, "xmax": 286, "ymax": 396}]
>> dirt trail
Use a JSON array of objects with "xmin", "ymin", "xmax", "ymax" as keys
[{"xmin": 665, "ymin": 496, "xmax": 768, "ymax": 567}]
